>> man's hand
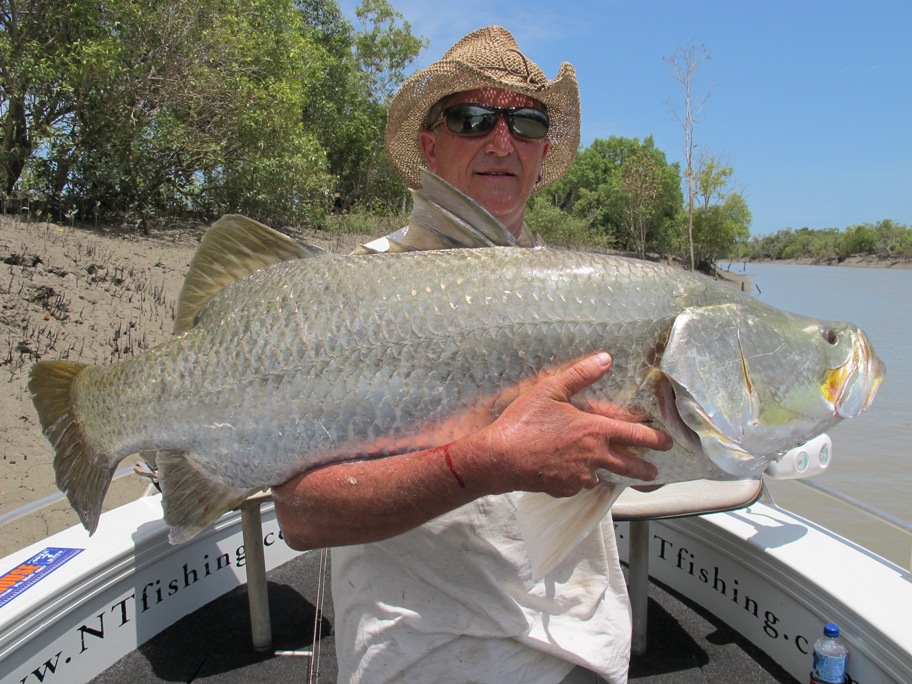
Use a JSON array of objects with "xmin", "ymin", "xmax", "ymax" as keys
[{"xmin": 466, "ymin": 352, "xmax": 671, "ymax": 497}]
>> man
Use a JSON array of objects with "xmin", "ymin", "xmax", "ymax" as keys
[{"xmin": 274, "ymin": 26, "xmax": 670, "ymax": 683}]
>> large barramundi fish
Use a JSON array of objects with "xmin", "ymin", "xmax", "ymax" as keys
[{"xmin": 29, "ymin": 175, "xmax": 884, "ymax": 576}]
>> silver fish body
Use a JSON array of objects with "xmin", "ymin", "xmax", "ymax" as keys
[{"xmin": 30, "ymin": 218, "xmax": 884, "ymax": 545}]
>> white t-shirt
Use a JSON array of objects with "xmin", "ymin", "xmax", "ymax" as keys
[{"xmin": 331, "ymin": 494, "xmax": 631, "ymax": 684}]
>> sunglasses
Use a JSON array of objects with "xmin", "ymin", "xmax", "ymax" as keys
[{"xmin": 431, "ymin": 103, "xmax": 550, "ymax": 141}]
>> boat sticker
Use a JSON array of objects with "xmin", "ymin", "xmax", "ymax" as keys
[{"xmin": 0, "ymin": 547, "xmax": 84, "ymax": 609}]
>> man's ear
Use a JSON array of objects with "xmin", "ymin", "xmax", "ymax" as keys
[
  {"xmin": 419, "ymin": 129, "xmax": 439, "ymax": 172},
  {"xmin": 536, "ymin": 139, "xmax": 552, "ymax": 183}
]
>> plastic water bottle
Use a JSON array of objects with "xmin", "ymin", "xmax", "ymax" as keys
[{"xmin": 810, "ymin": 623, "xmax": 848, "ymax": 684}]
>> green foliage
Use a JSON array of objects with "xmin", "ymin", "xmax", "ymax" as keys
[
  {"xmin": 868, "ymin": 219, "xmax": 912, "ymax": 258},
  {"xmin": 1, "ymin": 0, "xmax": 425, "ymax": 228},
  {"xmin": 525, "ymin": 196, "xmax": 608, "ymax": 249},
  {"xmin": 542, "ymin": 136, "xmax": 682, "ymax": 255},
  {"xmin": 747, "ymin": 220, "xmax": 912, "ymax": 262},
  {"xmin": 296, "ymin": 0, "xmax": 424, "ymax": 211},
  {"xmin": 685, "ymin": 155, "xmax": 751, "ymax": 269},
  {"xmin": 25, "ymin": 1, "xmax": 896, "ymax": 271},
  {"xmin": 837, "ymin": 223, "xmax": 877, "ymax": 258},
  {"xmin": 691, "ymin": 192, "xmax": 751, "ymax": 268},
  {"xmin": 327, "ymin": 207, "xmax": 408, "ymax": 238},
  {"xmin": 0, "ymin": 0, "xmax": 112, "ymax": 196},
  {"xmin": 352, "ymin": 0, "xmax": 428, "ymax": 104}
]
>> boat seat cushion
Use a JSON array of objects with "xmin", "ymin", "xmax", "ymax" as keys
[{"xmin": 612, "ymin": 478, "xmax": 763, "ymax": 521}]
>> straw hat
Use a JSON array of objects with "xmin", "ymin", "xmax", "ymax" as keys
[{"xmin": 385, "ymin": 26, "xmax": 580, "ymax": 190}]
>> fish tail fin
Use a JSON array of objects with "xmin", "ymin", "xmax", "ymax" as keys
[
  {"xmin": 28, "ymin": 360, "xmax": 114, "ymax": 535},
  {"xmin": 516, "ymin": 483, "xmax": 625, "ymax": 580},
  {"xmin": 155, "ymin": 451, "xmax": 255, "ymax": 544}
]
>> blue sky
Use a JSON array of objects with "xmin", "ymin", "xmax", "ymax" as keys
[{"xmin": 336, "ymin": 0, "xmax": 910, "ymax": 237}]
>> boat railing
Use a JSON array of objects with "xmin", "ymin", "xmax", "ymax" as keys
[
  {"xmin": 0, "ymin": 465, "xmax": 142, "ymax": 528},
  {"xmin": 762, "ymin": 477, "xmax": 912, "ymax": 573}
]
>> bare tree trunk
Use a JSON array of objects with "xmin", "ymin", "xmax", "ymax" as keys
[
  {"xmin": 666, "ymin": 45, "xmax": 710, "ymax": 271},
  {"xmin": 2, "ymin": 96, "xmax": 32, "ymax": 196}
]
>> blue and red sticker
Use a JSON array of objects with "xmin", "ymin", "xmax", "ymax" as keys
[{"xmin": 0, "ymin": 548, "xmax": 84, "ymax": 609}]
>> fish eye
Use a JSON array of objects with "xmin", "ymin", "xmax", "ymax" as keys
[{"xmin": 820, "ymin": 327, "xmax": 838, "ymax": 345}]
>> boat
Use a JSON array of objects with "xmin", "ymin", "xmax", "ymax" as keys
[{"xmin": 1, "ymin": 432, "xmax": 909, "ymax": 684}]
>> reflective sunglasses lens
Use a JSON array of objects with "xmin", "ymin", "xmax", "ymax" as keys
[
  {"xmin": 508, "ymin": 109, "xmax": 550, "ymax": 140},
  {"xmin": 445, "ymin": 105, "xmax": 498, "ymax": 136}
]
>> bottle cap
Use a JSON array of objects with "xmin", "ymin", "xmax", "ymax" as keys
[{"xmin": 823, "ymin": 623, "xmax": 840, "ymax": 638}]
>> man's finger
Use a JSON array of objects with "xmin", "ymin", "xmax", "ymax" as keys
[
  {"xmin": 600, "ymin": 418, "xmax": 673, "ymax": 451},
  {"xmin": 581, "ymin": 400, "xmax": 650, "ymax": 422},
  {"xmin": 548, "ymin": 352, "xmax": 612, "ymax": 401},
  {"xmin": 595, "ymin": 447, "xmax": 660, "ymax": 482}
]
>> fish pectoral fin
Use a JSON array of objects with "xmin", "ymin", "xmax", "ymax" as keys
[
  {"xmin": 156, "ymin": 451, "xmax": 257, "ymax": 544},
  {"xmin": 516, "ymin": 483, "xmax": 624, "ymax": 580},
  {"xmin": 174, "ymin": 215, "xmax": 326, "ymax": 334}
]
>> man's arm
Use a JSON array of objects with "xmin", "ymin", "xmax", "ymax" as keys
[{"xmin": 273, "ymin": 352, "xmax": 670, "ymax": 550}]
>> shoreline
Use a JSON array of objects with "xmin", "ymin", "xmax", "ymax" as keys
[{"xmin": 726, "ymin": 255, "xmax": 912, "ymax": 270}]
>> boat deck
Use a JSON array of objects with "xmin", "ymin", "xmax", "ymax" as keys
[{"xmin": 89, "ymin": 550, "xmax": 800, "ymax": 683}]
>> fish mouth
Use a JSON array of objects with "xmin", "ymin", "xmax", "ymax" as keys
[{"xmin": 825, "ymin": 330, "xmax": 886, "ymax": 418}]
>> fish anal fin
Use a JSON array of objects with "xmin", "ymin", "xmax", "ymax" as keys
[
  {"xmin": 174, "ymin": 215, "xmax": 326, "ymax": 334},
  {"xmin": 29, "ymin": 360, "xmax": 113, "ymax": 535},
  {"xmin": 516, "ymin": 483, "xmax": 624, "ymax": 580},
  {"xmin": 155, "ymin": 451, "xmax": 256, "ymax": 543}
]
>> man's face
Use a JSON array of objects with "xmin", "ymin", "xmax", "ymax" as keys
[{"xmin": 418, "ymin": 88, "xmax": 551, "ymax": 237}]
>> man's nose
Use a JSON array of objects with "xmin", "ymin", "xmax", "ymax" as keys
[{"xmin": 485, "ymin": 117, "xmax": 515, "ymax": 155}]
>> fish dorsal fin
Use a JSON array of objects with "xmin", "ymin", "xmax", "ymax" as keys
[
  {"xmin": 174, "ymin": 215, "xmax": 325, "ymax": 334},
  {"xmin": 407, "ymin": 170, "xmax": 520, "ymax": 248}
]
